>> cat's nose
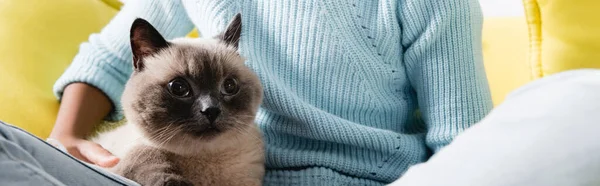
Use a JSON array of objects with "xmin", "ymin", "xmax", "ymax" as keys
[{"xmin": 201, "ymin": 107, "xmax": 221, "ymax": 124}]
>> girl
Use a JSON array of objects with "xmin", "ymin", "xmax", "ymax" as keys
[{"xmin": 29, "ymin": 0, "xmax": 494, "ymax": 185}]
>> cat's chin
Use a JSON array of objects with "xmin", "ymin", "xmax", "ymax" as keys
[
  {"xmin": 187, "ymin": 126, "xmax": 224, "ymax": 139},
  {"xmin": 151, "ymin": 126, "xmax": 258, "ymax": 156}
]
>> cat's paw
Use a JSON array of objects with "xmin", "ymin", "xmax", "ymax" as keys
[{"xmin": 163, "ymin": 177, "xmax": 193, "ymax": 186}]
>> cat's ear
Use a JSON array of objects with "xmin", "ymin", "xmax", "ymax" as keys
[
  {"xmin": 130, "ymin": 18, "xmax": 169, "ymax": 71},
  {"xmin": 217, "ymin": 13, "xmax": 242, "ymax": 49}
]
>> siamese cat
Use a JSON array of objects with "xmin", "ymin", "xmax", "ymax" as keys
[{"xmin": 93, "ymin": 14, "xmax": 265, "ymax": 186}]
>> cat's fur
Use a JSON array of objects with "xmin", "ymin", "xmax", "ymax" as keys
[{"xmin": 92, "ymin": 14, "xmax": 265, "ymax": 186}]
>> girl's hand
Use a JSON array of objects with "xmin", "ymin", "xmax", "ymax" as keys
[{"xmin": 55, "ymin": 136, "xmax": 119, "ymax": 168}]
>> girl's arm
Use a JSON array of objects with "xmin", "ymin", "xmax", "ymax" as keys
[
  {"xmin": 50, "ymin": 0, "xmax": 194, "ymax": 167},
  {"xmin": 399, "ymin": 0, "xmax": 493, "ymax": 153},
  {"xmin": 50, "ymin": 83, "xmax": 115, "ymax": 166}
]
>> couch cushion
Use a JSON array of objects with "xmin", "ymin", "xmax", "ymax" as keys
[
  {"xmin": 524, "ymin": 0, "xmax": 600, "ymax": 78},
  {"xmin": 482, "ymin": 17, "xmax": 530, "ymax": 105}
]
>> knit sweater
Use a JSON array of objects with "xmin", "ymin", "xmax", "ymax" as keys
[{"xmin": 53, "ymin": 0, "xmax": 492, "ymax": 185}]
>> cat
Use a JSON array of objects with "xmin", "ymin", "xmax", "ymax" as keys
[{"xmin": 92, "ymin": 14, "xmax": 265, "ymax": 186}]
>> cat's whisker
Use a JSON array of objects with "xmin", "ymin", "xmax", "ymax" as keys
[
  {"xmin": 226, "ymin": 118, "xmax": 263, "ymax": 144},
  {"xmin": 153, "ymin": 125, "xmax": 178, "ymax": 146},
  {"xmin": 148, "ymin": 123, "xmax": 172, "ymax": 139},
  {"xmin": 155, "ymin": 122, "xmax": 188, "ymax": 149},
  {"xmin": 146, "ymin": 123, "xmax": 182, "ymax": 147},
  {"xmin": 162, "ymin": 124, "xmax": 185, "ymax": 146},
  {"xmin": 147, "ymin": 127, "xmax": 170, "ymax": 143}
]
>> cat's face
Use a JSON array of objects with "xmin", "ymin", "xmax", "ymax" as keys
[{"xmin": 121, "ymin": 14, "xmax": 263, "ymax": 147}]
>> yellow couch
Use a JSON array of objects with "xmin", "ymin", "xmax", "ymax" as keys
[
  {"xmin": 0, "ymin": 0, "xmax": 597, "ymax": 138},
  {"xmin": 0, "ymin": 0, "xmax": 121, "ymax": 138}
]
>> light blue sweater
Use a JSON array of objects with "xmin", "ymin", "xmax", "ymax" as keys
[{"xmin": 54, "ymin": 0, "xmax": 492, "ymax": 185}]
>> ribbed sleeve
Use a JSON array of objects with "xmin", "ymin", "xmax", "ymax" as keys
[
  {"xmin": 399, "ymin": 0, "xmax": 493, "ymax": 152},
  {"xmin": 53, "ymin": 0, "xmax": 194, "ymax": 121}
]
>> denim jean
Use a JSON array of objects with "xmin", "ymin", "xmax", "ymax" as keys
[{"xmin": 0, "ymin": 121, "xmax": 138, "ymax": 186}]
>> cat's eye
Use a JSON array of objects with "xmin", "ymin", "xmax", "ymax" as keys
[
  {"xmin": 221, "ymin": 78, "xmax": 239, "ymax": 96},
  {"xmin": 167, "ymin": 78, "xmax": 191, "ymax": 97}
]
